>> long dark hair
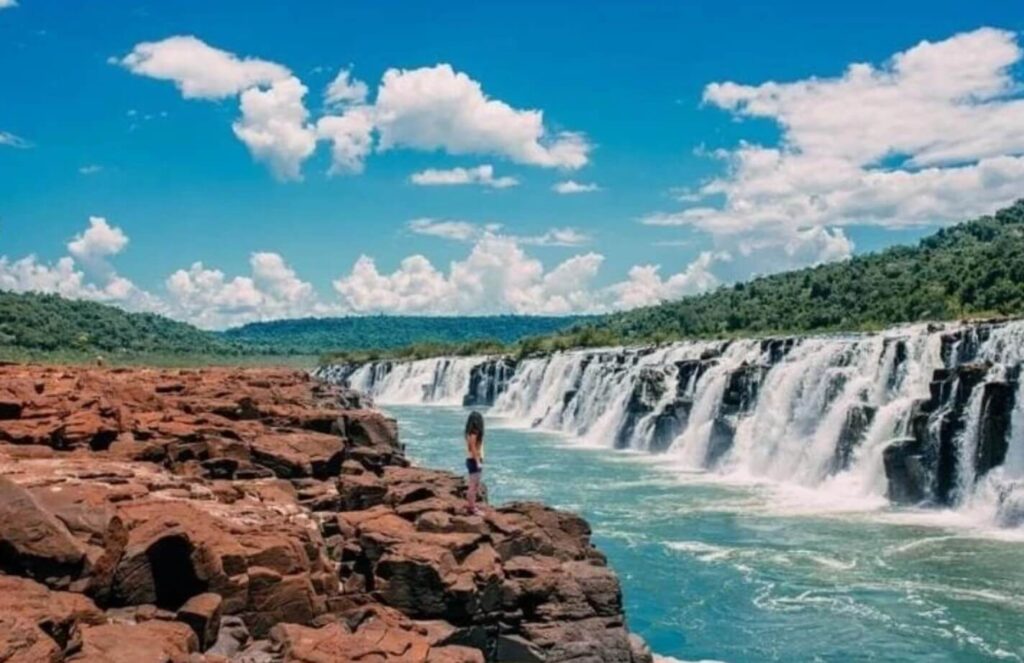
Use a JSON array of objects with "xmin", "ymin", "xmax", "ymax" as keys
[{"xmin": 465, "ymin": 411, "xmax": 485, "ymax": 440}]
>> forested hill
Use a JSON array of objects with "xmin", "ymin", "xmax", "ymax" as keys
[
  {"xmin": 221, "ymin": 315, "xmax": 588, "ymax": 354},
  {"xmin": 557, "ymin": 200, "xmax": 1024, "ymax": 348},
  {"xmin": 0, "ymin": 291, "xmax": 235, "ymax": 356},
  {"xmin": 0, "ymin": 290, "xmax": 586, "ymax": 359}
]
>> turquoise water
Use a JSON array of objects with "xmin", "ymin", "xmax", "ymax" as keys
[{"xmin": 388, "ymin": 405, "xmax": 1024, "ymax": 663}]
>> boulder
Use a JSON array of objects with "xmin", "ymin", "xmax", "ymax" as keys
[
  {"xmin": 0, "ymin": 476, "xmax": 89, "ymax": 584},
  {"xmin": 244, "ymin": 567, "xmax": 318, "ymax": 637},
  {"xmin": 70, "ymin": 621, "xmax": 198, "ymax": 663},
  {"xmin": 176, "ymin": 592, "xmax": 223, "ymax": 650},
  {"xmin": 0, "ymin": 576, "xmax": 103, "ymax": 660},
  {"xmin": 883, "ymin": 437, "xmax": 931, "ymax": 504},
  {"xmin": 719, "ymin": 363, "xmax": 763, "ymax": 417},
  {"xmin": 833, "ymin": 404, "xmax": 876, "ymax": 472},
  {"xmin": 975, "ymin": 380, "xmax": 1015, "ymax": 477},
  {"xmin": 268, "ymin": 606, "xmax": 486, "ymax": 662},
  {"xmin": 463, "ymin": 358, "xmax": 517, "ymax": 408},
  {"xmin": 250, "ymin": 431, "xmax": 345, "ymax": 479},
  {"xmin": 0, "ymin": 613, "xmax": 64, "ymax": 663},
  {"xmin": 616, "ymin": 367, "xmax": 667, "ymax": 449},
  {"xmin": 338, "ymin": 472, "xmax": 389, "ymax": 510},
  {"xmin": 207, "ymin": 615, "xmax": 251, "ymax": 657}
]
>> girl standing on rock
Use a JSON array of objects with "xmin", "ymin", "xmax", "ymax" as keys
[{"xmin": 465, "ymin": 411, "xmax": 485, "ymax": 515}]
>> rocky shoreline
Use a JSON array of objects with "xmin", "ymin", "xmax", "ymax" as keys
[{"xmin": 0, "ymin": 364, "xmax": 653, "ymax": 662}]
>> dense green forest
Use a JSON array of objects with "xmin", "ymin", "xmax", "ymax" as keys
[
  {"xmin": 0, "ymin": 291, "xmax": 584, "ymax": 362},
  {"xmin": 220, "ymin": 315, "xmax": 587, "ymax": 354},
  {"xmin": 533, "ymin": 200, "xmax": 1024, "ymax": 351},
  {"xmin": 0, "ymin": 291, "xmax": 238, "ymax": 356}
]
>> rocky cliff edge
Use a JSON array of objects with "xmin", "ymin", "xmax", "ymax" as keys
[{"xmin": 0, "ymin": 365, "xmax": 653, "ymax": 663}]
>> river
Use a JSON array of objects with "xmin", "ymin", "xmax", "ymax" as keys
[{"xmin": 387, "ymin": 403, "xmax": 1024, "ymax": 662}]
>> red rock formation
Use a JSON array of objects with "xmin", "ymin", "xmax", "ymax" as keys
[{"xmin": 0, "ymin": 365, "xmax": 652, "ymax": 663}]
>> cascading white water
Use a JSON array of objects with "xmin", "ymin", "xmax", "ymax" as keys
[
  {"xmin": 317, "ymin": 319, "xmax": 1024, "ymax": 527},
  {"xmin": 664, "ymin": 340, "xmax": 760, "ymax": 466},
  {"xmin": 823, "ymin": 329, "xmax": 944, "ymax": 499},
  {"xmin": 957, "ymin": 322, "xmax": 1024, "ymax": 526},
  {"xmin": 345, "ymin": 356, "xmax": 484, "ymax": 405}
]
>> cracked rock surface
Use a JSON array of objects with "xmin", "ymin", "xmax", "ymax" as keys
[{"xmin": 0, "ymin": 365, "xmax": 652, "ymax": 663}]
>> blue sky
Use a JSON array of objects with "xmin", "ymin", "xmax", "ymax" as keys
[{"xmin": 1, "ymin": 1, "xmax": 1023, "ymax": 327}]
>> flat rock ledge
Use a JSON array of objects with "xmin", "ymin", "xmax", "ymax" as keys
[{"xmin": 0, "ymin": 365, "xmax": 653, "ymax": 663}]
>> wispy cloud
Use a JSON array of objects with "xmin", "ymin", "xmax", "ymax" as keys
[
  {"xmin": 553, "ymin": 180, "xmax": 600, "ymax": 194},
  {"xmin": 407, "ymin": 218, "xmax": 590, "ymax": 247},
  {"xmin": 518, "ymin": 227, "xmax": 591, "ymax": 247},
  {"xmin": 407, "ymin": 218, "xmax": 502, "ymax": 241},
  {"xmin": 410, "ymin": 164, "xmax": 518, "ymax": 189},
  {"xmin": 0, "ymin": 131, "xmax": 31, "ymax": 149},
  {"xmin": 78, "ymin": 164, "xmax": 104, "ymax": 175}
]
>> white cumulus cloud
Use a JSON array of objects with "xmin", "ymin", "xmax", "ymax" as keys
[
  {"xmin": 119, "ymin": 38, "xmax": 591, "ymax": 179},
  {"xmin": 324, "ymin": 68, "xmax": 368, "ymax": 108},
  {"xmin": 410, "ymin": 164, "xmax": 518, "ymax": 188},
  {"xmin": 332, "ymin": 235, "xmax": 718, "ymax": 315},
  {"xmin": 164, "ymin": 252, "xmax": 328, "ymax": 328},
  {"xmin": 0, "ymin": 217, "xmax": 157, "ymax": 312},
  {"xmin": 316, "ymin": 105, "xmax": 375, "ymax": 175},
  {"xmin": 118, "ymin": 35, "xmax": 290, "ymax": 99},
  {"xmin": 0, "ymin": 1, "xmax": 18, "ymax": 10},
  {"xmin": 0, "ymin": 217, "xmax": 331, "ymax": 328},
  {"xmin": 374, "ymin": 64, "xmax": 590, "ymax": 170},
  {"xmin": 609, "ymin": 251, "xmax": 725, "ymax": 310},
  {"xmin": 0, "ymin": 256, "xmax": 87, "ymax": 299},
  {"xmin": 232, "ymin": 77, "xmax": 317, "ymax": 181},
  {"xmin": 67, "ymin": 216, "xmax": 128, "ymax": 263},
  {"xmin": 645, "ymin": 27, "xmax": 1024, "ymax": 271},
  {"xmin": 120, "ymin": 36, "xmax": 314, "ymax": 181},
  {"xmin": 1, "ymin": 215, "xmax": 725, "ymax": 326}
]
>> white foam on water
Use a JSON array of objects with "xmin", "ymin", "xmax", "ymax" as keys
[{"xmin": 665, "ymin": 540, "xmax": 739, "ymax": 563}]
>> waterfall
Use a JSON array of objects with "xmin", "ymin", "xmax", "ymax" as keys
[
  {"xmin": 332, "ymin": 356, "xmax": 484, "ymax": 405},
  {"xmin": 315, "ymin": 319, "xmax": 1024, "ymax": 527}
]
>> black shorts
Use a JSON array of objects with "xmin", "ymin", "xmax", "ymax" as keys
[{"xmin": 466, "ymin": 458, "xmax": 483, "ymax": 475}]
